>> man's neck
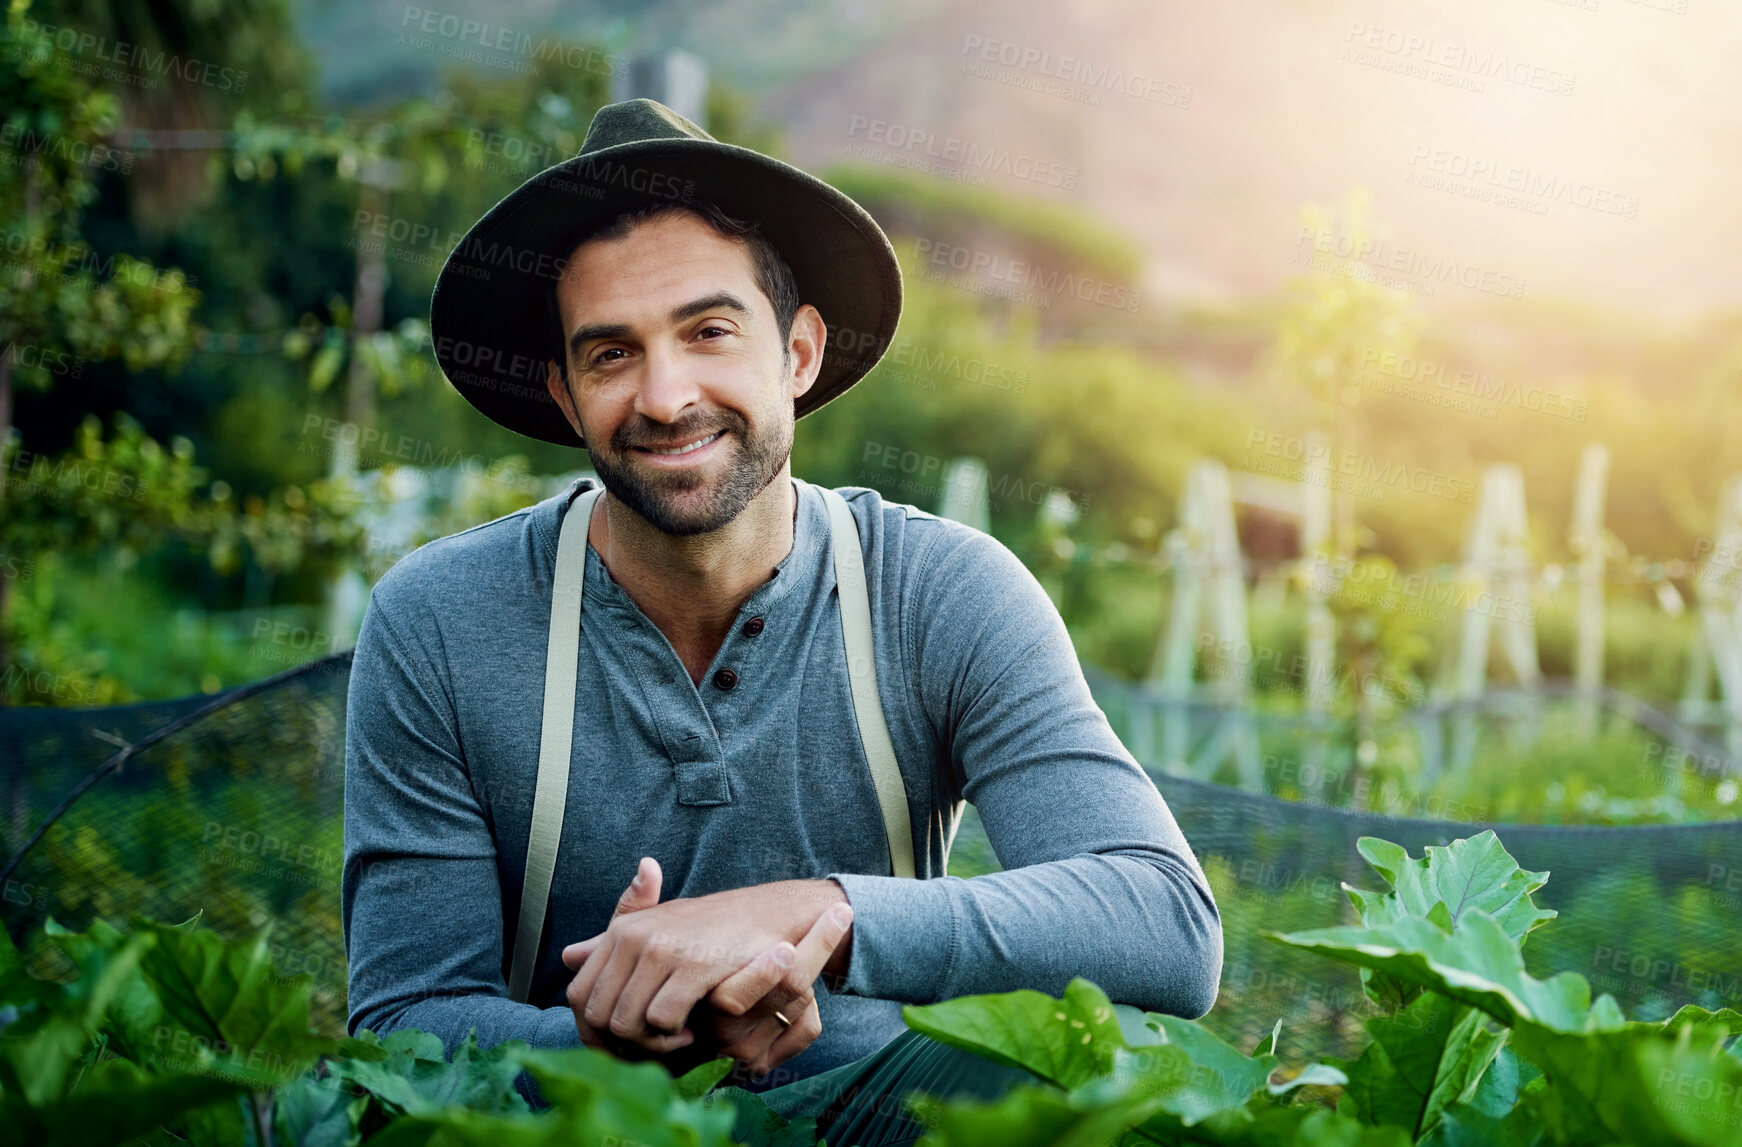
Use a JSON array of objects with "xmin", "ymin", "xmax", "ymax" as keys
[{"xmin": 587, "ymin": 472, "xmax": 798, "ymax": 686}]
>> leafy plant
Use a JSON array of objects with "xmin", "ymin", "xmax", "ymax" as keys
[{"xmin": 5, "ymin": 831, "xmax": 1738, "ymax": 1145}]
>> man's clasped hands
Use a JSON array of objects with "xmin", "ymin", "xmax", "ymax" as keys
[{"xmin": 561, "ymin": 856, "xmax": 855, "ymax": 1080}]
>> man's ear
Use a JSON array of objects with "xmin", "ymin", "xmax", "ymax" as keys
[
  {"xmin": 546, "ymin": 360, "xmax": 587, "ymax": 446},
  {"xmin": 787, "ymin": 303, "xmax": 826, "ymax": 402}
]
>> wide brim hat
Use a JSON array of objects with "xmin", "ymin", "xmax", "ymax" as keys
[{"xmin": 429, "ymin": 98, "xmax": 902, "ymax": 449}]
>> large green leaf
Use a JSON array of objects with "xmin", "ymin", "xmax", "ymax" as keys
[
  {"xmin": 134, "ymin": 919, "xmax": 339, "ymax": 1086},
  {"xmin": 1333, "ymin": 993, "xmax": 1506, "ymax": 1137},
  {"xmin": 1341, "ymin": 834, "xmax": 1555, "ymax": 1013},
  {"xmin": 45, "ymin": 918, "xmax": 165, "ymax": 1062},
  {"xmin": 1123, "ymin": 1015, "xmax": 1280, "ymax": 1126},
  {"xmin": 1516, "ymin": 1023, "xmax": 1742, "ymax": 1146},
  {"xmin": 1, "ymin": 924, "xmax": 157, "ymax": 1111},
  {"xmin": 324, "ymin": 1029, "xmax": 528, "ymax": 1117},
  {"xmin": 275, "ymin": 1074, "xmax": 367, "ymax": 1147},
  {"xmin": 515, "ymin": 1046, "xmax": 739, "ymax": 1146},
  {"xmin": 1269, "ymin": 910, "xmax": 1606, "ymax": 1034},
  {"xmin": 1346, "ymin": 834, "xmax": 1556, "ymax": 943},
  {"xmin": 901, "ymin": 978, "xmax": 1128, "ymax": 1089},
  {"xmin": 913, "ymin": 1073, "xmax": 1178, "ymax": 1147}
]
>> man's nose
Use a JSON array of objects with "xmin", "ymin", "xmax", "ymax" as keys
[{"xmin": 633, "ymin": 341, "xmax": 706, "ymax": 427}]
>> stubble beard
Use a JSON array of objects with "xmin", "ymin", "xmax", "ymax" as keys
[{"xmin": 589, "ymin": 403, "xmax": 792, "ymax": 537}]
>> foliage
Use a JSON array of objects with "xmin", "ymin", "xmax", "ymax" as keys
[{"xmin": 5, "ymin": 832, "xmax": 1737, "ymax": 1145}]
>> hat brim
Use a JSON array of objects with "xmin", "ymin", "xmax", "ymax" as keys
[{"xmin": 429, "ymin": 138, "xmax": 902, "ymax": 448}]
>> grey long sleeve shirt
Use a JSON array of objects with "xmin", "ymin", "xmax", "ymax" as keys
[{"xmin": 341, "ymin": 475, "xmax": 1221, "ymax": 1096}]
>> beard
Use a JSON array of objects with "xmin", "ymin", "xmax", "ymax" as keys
[{"xmin": 587, "ymin": 402, "xmax": 792, "ymax": 537}]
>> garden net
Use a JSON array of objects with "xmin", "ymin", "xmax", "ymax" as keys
[{"xmin": 3, "ymin": 653, "xmax": 1739, "ymax": 1065}]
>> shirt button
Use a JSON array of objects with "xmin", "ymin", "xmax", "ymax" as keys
[
  {"xmin": 744, "ymin": 616, "xmax": 766, "ymax": 636},
  {"xmin": 713, "ymin": 668, "xmax": 738, "ymax": 691}
]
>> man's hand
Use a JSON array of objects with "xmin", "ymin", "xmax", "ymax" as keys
[{"xmin": 561, "ymin": 857, "xmax": 853, "ymax": 1078}]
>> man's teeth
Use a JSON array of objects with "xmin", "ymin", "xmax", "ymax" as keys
[{"xmin": 645, "ymin": 431, "xmax": 721, "ymax": 456}]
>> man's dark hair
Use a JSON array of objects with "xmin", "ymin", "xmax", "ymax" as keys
[{"xmin": 546, "ymin": 200, "xmax": 801, "ymax": 381}]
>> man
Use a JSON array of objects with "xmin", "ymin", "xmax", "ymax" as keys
[{"xmin": 342, "ymin": 98, "xmax": 1222, "ymax": 1144}]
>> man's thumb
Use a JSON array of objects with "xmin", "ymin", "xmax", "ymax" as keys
[{"xmin": 615, "ymin": 856, "xmax": 661, "ymax": 916}]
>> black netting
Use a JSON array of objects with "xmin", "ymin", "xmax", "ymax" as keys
[
  {"xmin": 2, "ymin": 655, "xmax": 353, "ymax": 1034},
  {"xmin": 4, "ymin": 656, "xmax": 1739, "ymax": 1063}
]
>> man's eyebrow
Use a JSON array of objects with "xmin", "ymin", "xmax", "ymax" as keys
[
  {"xmin": 670, "ymin": 291, "xmax": 753, "ymax": 324},
  {"xmin": 568, "ymin": 322, "xmax": 631, "ymax": 359},
  {"xmin": 565, "ymin": 293, "xmax": 754, "ymax": 359}
]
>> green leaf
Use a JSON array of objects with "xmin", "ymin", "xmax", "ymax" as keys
[
  {"xmin": 703, "ymin": 1086, "xmax": 822, "ymax": 1147},
  {"xmin": 133, "ymin": 918, "xmax": 338, "ymax": 1086},
  {"xmin": 1269, "ymin": 910, "xmax": 1606, "ymax": 1034},
  {"xmin": 913, "ymin": 1076, "xmax": 1169, "ymax": 1147},
  {"xmin": 673, "ymin": 1055, "xmax": 735, "ymax": 1100},
  {"xmin": 516, "ymin": 1046, "xmax": 739, "ymax": 1145},
  {"xmin": 1129, "ymin": 1014, "xmax": 1278, "ymax": 1124},
  {"xmin": 308, "ymin": 343, "xmax": 344, "ymax": 392},
  {"xmin": 46, "ymin": 1056, "xmax": 245, "ymax": 1146},
  {"xmin": 1515, "ymin": 1022, "xmax": 1742, "ymax": 1147},
  {"xmin": 323, "ymin": 1029, "xmax": 528, "ymax": 1117},
  {"xmin": 2, "ymin": 926, "xmax": 157, "ymax": 1108},
  {"xmin": 901, "ymin": 977, "xmax": 1127, "ymax": 1089},
  {"xmin": 1420, "ymin": 1048, "xmax": 1545, "ymax": 1147},
  {"xmin": 1342, "ymin": 834, "xmax": 1557, "ymax": 1013},
  {"xmin": 1645, "ymin": 1006, "xmax": 1742, "ymax": 1051},
  {"xmin": 1333, "ymin": 993, "xmax": 1505, "ymax": 1137},
  {"xmin": 275, "ymin": 1074, "xmax": 367, "ymax": 1147}
]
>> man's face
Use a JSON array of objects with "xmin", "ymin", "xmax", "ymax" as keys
[{"xmin": 545, "ymin": 210, "xmax": 821, "ymax": 536}]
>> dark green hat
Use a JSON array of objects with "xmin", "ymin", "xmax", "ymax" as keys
[{"xmin": 429, "ymin": 98, "xmax": 903, "ymax": 448}]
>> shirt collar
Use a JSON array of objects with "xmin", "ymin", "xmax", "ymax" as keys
[{"xmin": 556, "ymin": 475, "xmax": 828, "ymax": 618}]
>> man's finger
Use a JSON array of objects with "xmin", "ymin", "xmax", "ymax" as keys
[
  {"xmin": 700, "ymin": 941, "xmax": 797, "ymax": 1019},
  {"xmin": 788, "ymin": 901, "xmax": 853, "ymax": 988},
  {"xmin": 708, "ymin": 902, "xmax": 851, "ymax": 1017},
  {"xmin": 562, "ymin": 857, "xmax": 660, "ymax": 970}
]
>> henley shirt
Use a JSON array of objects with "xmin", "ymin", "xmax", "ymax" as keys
[{"xmin": 341, "ymin": 475, "xmax": 1222, "ymax": 1097}]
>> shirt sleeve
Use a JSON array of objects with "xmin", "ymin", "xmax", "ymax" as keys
[
  {"xmin": 826, "ymin": 518, "xmax": 1223, "ymax": 1018},
  {"xmin": 340, "ymin": 570, "xmax": 581, "ymax": 1105}
]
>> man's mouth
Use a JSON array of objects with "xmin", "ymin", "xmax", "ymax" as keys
[{"xmin": 635, "ymin": 430, "xmax": 723, "ymax": 457}]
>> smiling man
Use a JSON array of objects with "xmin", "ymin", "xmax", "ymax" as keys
[{"xmin": 341, "ymin": 98, "xmax": 1222, "ymax": 1145}]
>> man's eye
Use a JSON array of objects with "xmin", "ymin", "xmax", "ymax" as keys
[
  {"xmin": 589, "ymin": 347, "xmax": 627, "ymax": 366},
  {"xmin": 697, "ymin": 325, "xmax": 730, "ymax": 339}
]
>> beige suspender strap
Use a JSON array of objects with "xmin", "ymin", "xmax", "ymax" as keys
[
  {"xmin": 819, "ymin": 486, "xmax": 917, "ymax": 880},
  {"xmin": 509, "ymin": 483, "xmax": 604, "ymax": 1004}
]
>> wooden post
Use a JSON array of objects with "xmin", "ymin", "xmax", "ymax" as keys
[
  {"xmin": 1570, "ymin": 444, "xmax": 1610, "ymax": 734},
  {"xmin": 1451, "ymin": 465, "xmax": 1541, "ymax": 771},
  {"xmin": 1690, "ymin": 476, "xmax": 1742, "ymax": 757},
  {"xmin": 1149, "ymin": 461, "xmax": 1261, "ymax": 785}
]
